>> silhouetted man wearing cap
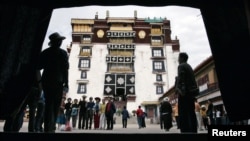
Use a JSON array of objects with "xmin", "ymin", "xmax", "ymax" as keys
[{"xmin": 37, "ymin": 32, "xmax": 69, "ymax": 133}]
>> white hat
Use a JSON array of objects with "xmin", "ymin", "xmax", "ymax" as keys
[{"xmin": 163, "ymin": 97, "xmax": 169, "ymax": 101}]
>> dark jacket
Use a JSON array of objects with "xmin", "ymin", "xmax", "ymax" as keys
[
  {"xmin": 78, "ymin": 100, "xmax": 87, "ymax": 113},
  {"xmin": 160, "ymin": 101, "xmax": 172, "ymax": 115},
  {"xmin": 105, "ymin": 102, "xmax": 116, "ymax": 116},
  {"xmin": 176, "ymin": 62, "xmax": 198, "ymax": 97},
  {"xmin": 121, "ymin": 109, "xmax": 130, "ymax": 120},
  {"xmin": 38, "ymin": 47, "xmax": 69, "ymax": 86}
]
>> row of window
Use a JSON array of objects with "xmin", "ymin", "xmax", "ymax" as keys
[
  {"xmin": 77, "ymin": 72, "xmax": 165, "ymax": 95},
  {"xmin": 77, "ymin": 57, "xmax": 165, "ymax": 72},
  {"xmin": 79, "ymin": 46, "xmax": 164, "ymax": 57}
]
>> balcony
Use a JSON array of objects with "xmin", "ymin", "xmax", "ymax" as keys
[
  {"xmin": 108, "ymin": 67, "xmax": 133, "ymax": 73},
  {"xmin": 79, "ymin": 52, "xmax": 91, "ymax": 57},
  {"xmin": 199, "ymin": 82, "xmax": 220, "ymax": 95},
  {"xmin": 151, "ymin": 41, "xmax": 163, "ymax": 46}
]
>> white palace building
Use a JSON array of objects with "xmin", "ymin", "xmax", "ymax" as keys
[{"xmin": 66, "ymin": 10, "xmax": 180, "ymax": 120}]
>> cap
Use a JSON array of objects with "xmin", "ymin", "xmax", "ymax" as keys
[
  {"xmin": 95, "ymin": 97, "xmax": 101, "ymax": 101},
  {"xmin": 48, "ymin": 32, "xmax": 66, "ymax": 45}
]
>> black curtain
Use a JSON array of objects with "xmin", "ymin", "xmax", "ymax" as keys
[
  {"xmin": 200, "ymin": 1, "xmax": 250, "ymax": 121},
  {"xmin": 0, "ymin": 4, "xmax": 52, "ymax": 119}
]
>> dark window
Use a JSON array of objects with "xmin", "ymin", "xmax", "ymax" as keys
[
  {"xmin": 156, "ymin": 74, "xmax": 162, "ymax": 81},
  {"xmin": 152, "ymin": 48, "xmax": 163, "ymax": 57},
  {"xmin": 78, "ymin": 83, "xmax": 86, "ymax": 94},
  {"xmin": 81, "ymin": 71, "xmax": 87, "ymax": 79},
  {"xmin": 153, "ymin": 61, "xmax": 165, "ymax": 72},
  {"xmin": 78, "ymin": 58, "xmax": 90, "ymax": 68},
  {"xmin": 156, "ymin": 86, "xmax": 163, "ymax": 94}
]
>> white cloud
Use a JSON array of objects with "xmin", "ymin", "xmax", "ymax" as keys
[{"xmin": 42, "ymin": 5, "xmax": 212, "ymax": 68}]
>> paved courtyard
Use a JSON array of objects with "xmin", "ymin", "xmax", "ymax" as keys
[{"xmin": 0, "ymin": 121, "xmax": 208, "ymax": 134}]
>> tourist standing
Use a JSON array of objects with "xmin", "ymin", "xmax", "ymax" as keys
[
  {"xmin": 175, "ymin": 52, "xmax": 198, "ymax": 133},
  {"xmin": 121, "ymin": 106, "xmax": 130, "ymax": 128}
]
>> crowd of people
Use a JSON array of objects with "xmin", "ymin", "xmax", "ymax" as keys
[{"xmin": 53, "ymin": 96, "xmax": 118, "ymax": 131}]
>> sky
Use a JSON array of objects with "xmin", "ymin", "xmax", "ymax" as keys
[{"xmin": 42, "ymin": 5, "xmax": 212, "ymax": 69}]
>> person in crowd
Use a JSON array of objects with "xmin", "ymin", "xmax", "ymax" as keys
[
  {"xmin": 56, "ymin": 96, "xmax": 66, "ymax": 130},
  {"xmin": 85, "ymin": 97, "xmax": 95, "ymax": 130},
  {"xmin": 160, "ymin": 97, "xmax": 173, "ymax": 132},
  {"xmin": 78, "ymin": 95, "xmax": 87, "ymax": 129},
  {"xmin": 3, "ymin": 70, "xmax": 42, "ymax": 132},
  {"xmin": 175, "ymin": 52, "xmax": 198, "ymax": 133},
  {"xmin": 136, "ymin": 105, "xmax": 143, "ymax": 129},
  {"xmin": 159, "ymin": 102, "xmax": 164, "ymax": 129},
  {"xmin": 200, "ymin": 105, "xmax": 208, "ymax": 130},
  {"xmin": 206, "ymin": 99, "xmax": 214, "ymax": 125},
  {"xmin": 71, "ymin": 98, "xmax": 79, "ymax": 129},
  {"xmin": 3, "ymin": 103, "xmax": 26, "ymax": 132},
  {"xmin": 141, "ymin": 112, "xmax": 147, "ymax": 128},
  {"xmin": 173, "ymin": 102, "xmax": 180, "ymax": 129},
  {"xmin": 37, "ymin": 32, "xmax": 69, "ymax": 133},
  {"xmin": 64, "ymin": 97, "xmax": 72, "ymax": 124},
  {"xmin": 222, "ymin": 105, "xmax": 231, "ymax": 125},
  {"xmin": 23, "ymin": 70, "xmax": 42, "ymax": 132},
  {"xmin": 121, "ymin": 106, "xmax": 130, "ymax": 128},
  {"xmin": 27, "ymin": 84, "xmax": 42, "ymax": 132},
  {"xmin": 93, "ymin": 97, "xmax": 101, "ymax": 129},
  {"xmin": 215, "ymin": 108, "xmax": 221, "ymax": 125},
  {"xmin": 105, "ymin": 97, "xmax": 116, "ymax": 130},
  {"xmin": 195, "ymin": 98, "xmax": 203, "ymax": 131},
  {"xmin": 99, "ymin": 98, "xmax": 106, "ymax": 130},
  {"xmin": 34, "ymin": 90, "xmax": 45, "ymax": 132}
]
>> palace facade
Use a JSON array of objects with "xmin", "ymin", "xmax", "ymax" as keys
[{"xmin": 67, "ymin": 11, "xmax": 180, "ymax": 120}]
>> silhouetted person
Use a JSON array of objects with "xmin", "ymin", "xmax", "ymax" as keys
[
  {"xmin": 159, "ymin": 102, "xmax": 164, "ymax": 129},
  {"xmin": 65, "ymin": 97, "xmax": 72, "ymax": 123},
  {"xmin": 136, "ymin": 105, "xmax": 143, "ymax": 129},
  {"xmin": 173, "ymin": 102, "xmax": 180, "ymax": 129},
  {"xmin": 85, "ymin": 97, "xmax": 95, "ymax": 130},
  {"xmin": 105, "ymin": 97, "xmax": 116, "ymax": 130},
  {"xmin": 27, "ymin": 86, "xmax": 41, "ymax": 132},
  {"xmin": 37, "ymin": 32, "xmax": 69, "ymax": 133},
  {"xmin": 175, "ymin": 52, "xmax": 198, "ymax": 133},
  {"xmin": 3, "ymin": 105, "xmax": 25, "ymax": 132},
  {"xmin": 78, "ymin": 95, "xmax": 87, "ymax": 129},
  {"xmin": 160, "ymin": 97, "xmax": 173, "ymax": 131},
  {"xmin": 206, "ymin": 99, "xmax": 214, "ymax": 125},
  {"xmin": 34, "ymin": 90, "xmax": 45, "ymax": 132},
  {"xmin": 141, "ymin": 112, "xmax": 147, "ymax": 128},
  {"xmin": 4, "ymin": 70, "xmax": 42, "ymax": 132},
  {"xmin": 71, "ymin": 98, "xmax": 79, "ymax": 129},
  {"xmin": 121, "ymin": 106, "xmax": 130, "ymax": 128},
  {"xmin": 93, "ymin": 97, "xmax": 101, "ymax": 129}
]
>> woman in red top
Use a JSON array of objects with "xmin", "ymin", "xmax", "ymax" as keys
[{"xmin": 136, "ymin": 105, "xmax": 143, "ymax": 129}]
